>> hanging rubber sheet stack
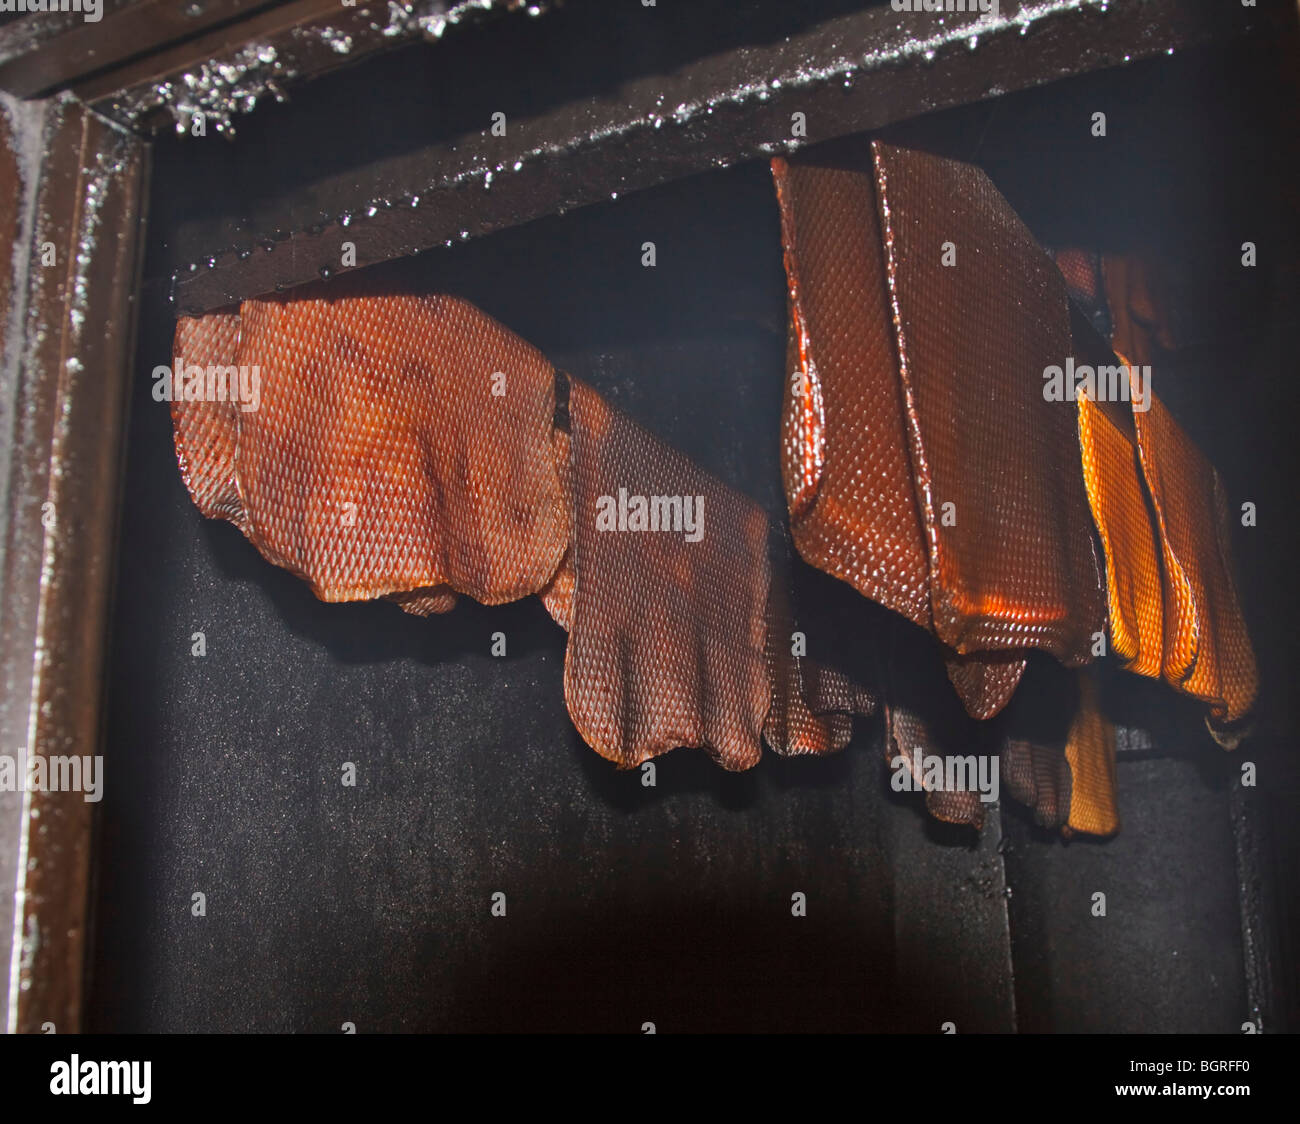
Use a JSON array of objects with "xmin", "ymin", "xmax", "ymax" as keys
[
  {"xmin": 1061, "ymin": 253, "xmax": 1259, "ymax": 747},
  {"xmin": 773, "ymin": 140, "xmax": 1257, "ymax": 832},
  {"xmin": 165, "ymin": 140, "xmax": 1256, "ymax": 841}
]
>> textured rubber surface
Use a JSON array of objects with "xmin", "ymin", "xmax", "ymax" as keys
[
  {"xmin": 763, "ymin": 541, "xmax": 875, "ymax": 760},
  {"xmin": 564, "ymin": 376, "xmax": 771, "ymax": 769},
  {"xmin": 773, "ymin": 153, "xmax": 931, "ymax": 630},
  {"xmin": 172, "ymin": 293, "xmax": 872, "ymax": 772},
  {"xmin": 873, "ymin": 140, "xmax": 1105, "ymax": 665},
  {"xmin": 1056, "ymin": 249, "xmax": 1258, "ymax": 731},
  {"xmin": 773, "ymin": 145, "xmax": 1122, "ymax": 720},
  {"xmin": 1001, "ymin": 737, "xmax": 1072, "ymax": 831},
  {"xmin": 173, "ymin": 291, "xmax": 569, "ymax": 610},
  {"xmin": 1062, "ymin": 672, "xmax": 1120, "ymax": 838},
  {"xmin": 942, "ymin": 653, "xmax": 1028, "ymax": 724},
  {"xmin": 172, "ymin": 311, "xmax": 247, "ymax": 528},
  {"xmin": 1077, "ymin": 392, "xmax": 1165, "ymax": 678},
  {"xmin": 1135, "ymin": 394, "xmax": 1258, "ymax": 723},
  {"xmin": 774, "ymin": 151, "xmax": 1029, "ymax": 720},
  {"xmin": 886, "ymin": 704, "xmax": 987, "ymax": 828}
]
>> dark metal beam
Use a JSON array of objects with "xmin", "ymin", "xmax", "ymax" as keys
[
  {"xmin": 165, "ymin": 0, "xmax": 1265, "ymax": 316},
  {"xmin": 73, "ymin": 0, "xmax": 547, "ymax": 128},
  {"xmin": 0, "ymin": 95, "xmax": 148, "ymax": 1033},
  {"xmin": 0, "ymin": 0, "xmax": 287, "ymax": 99}
]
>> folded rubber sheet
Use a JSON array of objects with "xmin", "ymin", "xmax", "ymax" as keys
[
  {"xmin": 774, "ymin": 141, "xmax": 1105, "ymax": 721},
  {"xmin": 775, "ymin": 141, "xmax": 1255, "ymax": 736},
  {"xmin": 775, "ymin": 139, "xmax": 1255, "ymax": 830},
  {"xmin": 1064, "ymin": 257, "xmax": 1259, "ymax": 732}
]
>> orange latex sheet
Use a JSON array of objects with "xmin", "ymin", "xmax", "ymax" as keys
[
  {"xmin": 1077, "ymin": 386, "xmax": 1258, "ymax": 734},
  {"xmin": 1060, "ymin": 253, "xmax": 1259, "ymax": 735},
  {"xmin": 773, "ymin": 141, "xmax": 1105, "ymax": 722},
  {"xmin": 171, "ymin": 288, "xmax": 873, "ymax": 771}
]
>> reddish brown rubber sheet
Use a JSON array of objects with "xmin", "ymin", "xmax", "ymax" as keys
[
  {"xmin": 172, "ymin": 291, "xmax": 872, "ymax": 772},
  {"xmin": 563, "ymin": 376, "xmax": 772, "ymax": 769},
  {"xmin": 1135, "ymin": 394, "xmax": 1258, "ymax": 725},
  {"xmin": 886, "ymin": 703, "xmax": 990, "ymax": 829},
  {"xmin": 774, "ymin": 150, "xmax": 1027, "ymax": 720},
  {"xmin": 172, "ymin": 291, "xmax": 569, "ymax": 610},
  {"xmin": 873, "ymin": 140, "xmax": 1105, "ymax": 663},
  {"xmin": 773, "ymin": 154, "xmax": 931, "ymax": 631},
  {"xmin": 994, "ymin": 661, "xmax": 1080, "ymax": 834},
  {"xmin": 775, "ymin": 143, "xmax": 1107, "ymax": 719}
]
